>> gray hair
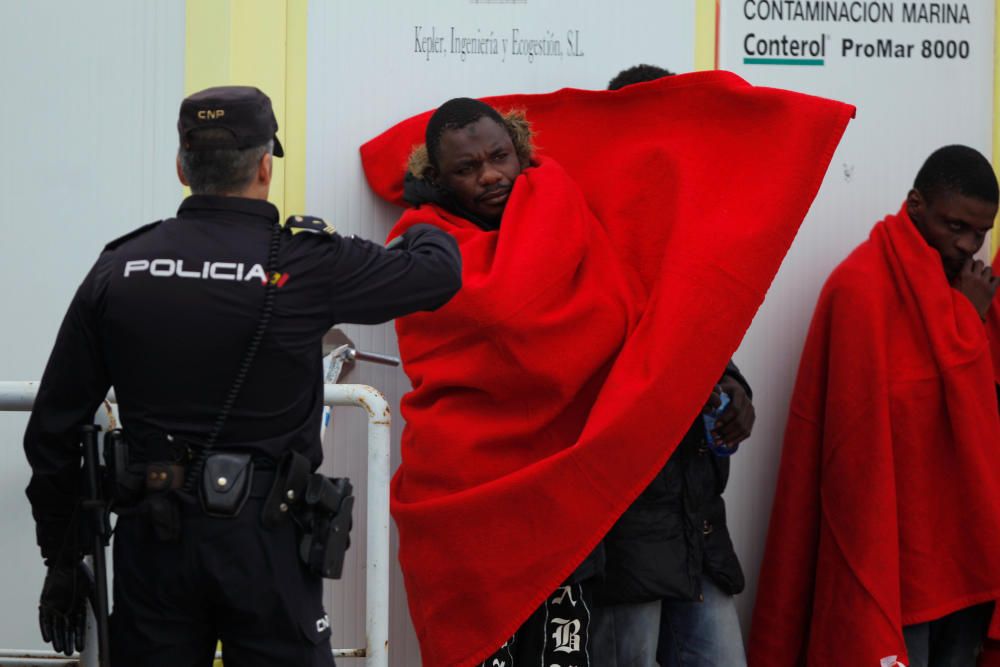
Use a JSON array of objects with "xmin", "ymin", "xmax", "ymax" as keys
[{"xmin": 178, "ymin": 129, "xmax": 273, "ymax": 195}]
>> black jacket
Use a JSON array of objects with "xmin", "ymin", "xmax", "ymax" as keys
[
  {"xmin": 24, "ymin": 196, "xmax": 461, "ymax": 563},
  {"xmin": 597, "ymin": 363, "xmax": 751, "ymax": 605}
]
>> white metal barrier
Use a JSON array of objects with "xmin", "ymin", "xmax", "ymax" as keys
[{"xmin": 0, "ymin": 381, "xmax": 391, "ymax": 667}]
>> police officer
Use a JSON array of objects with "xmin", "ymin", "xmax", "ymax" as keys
[{"xmin": 24, "ymin": 86, "xmax": 461, "ymax": 666}]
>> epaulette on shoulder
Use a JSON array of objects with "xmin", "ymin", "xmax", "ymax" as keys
[
  {"xmin": 283, "ymin": 215, "xmax": 337, "ymax": 238},
  {"xmin": 104, "ymin": 220, "xmax": 162, "ymax": 251}
]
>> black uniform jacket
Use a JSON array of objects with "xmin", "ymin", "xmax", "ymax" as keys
[{"xmin": 24, "ymin": 195, "xmax": 461, "ymax": 563}]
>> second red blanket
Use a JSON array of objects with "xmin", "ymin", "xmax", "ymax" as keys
[{"xmin": 750, "ymin": 206, "xmax": 1000, "ymax": 666}]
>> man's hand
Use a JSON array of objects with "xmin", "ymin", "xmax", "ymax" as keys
[
  {"xmin": 711, "ymin": 375, "xmax": 756, "ymax": 449},
  {"xmin": 702, "ymin": 384, "xmax": 722, "ymax": 415},
  {"xmin": 953, "ymin": 258, "xmax": 1000, "ymax": 320},
  {"xmin": 39, "ymin": 562, "xmax": 92, "ymax": 656}
]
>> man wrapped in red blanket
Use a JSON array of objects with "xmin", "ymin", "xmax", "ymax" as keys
[
  {"xmin": 360, "ymin": 72, "xmax": 853, "ymax": 667},
  {"xmin": 750, "ymin": 145, "xmax": 1000, "ymax": 667}
]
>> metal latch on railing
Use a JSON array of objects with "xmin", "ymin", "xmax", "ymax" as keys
[{"xmin": 322, "ymin": 328, "xmax": 400, "ymax": 386}]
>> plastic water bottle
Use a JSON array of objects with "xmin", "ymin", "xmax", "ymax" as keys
[{"xmin": 703, "ymin": 391, "xmax": 736, "ymax": 457}]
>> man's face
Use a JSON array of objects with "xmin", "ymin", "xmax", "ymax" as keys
[
  {"xmin": 432, "ymin": 116, "xmax": 524, "ymax": 224},
  {"xmin": 907, "ymin": 188, "xmax": 997, "ymax": 281}
]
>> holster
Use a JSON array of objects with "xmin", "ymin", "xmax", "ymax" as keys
[
  {"xmin": 102, "ymin": 429, "xmax": 181, "ymax": 542},
  {"xmin": 200, "ymin": 452, "xmax": 253, "ymax": 518},
  {"xmin": 298, "ymin": 475, "xmax": 354, "ymax": 579},
  {"xmin": 262, "ymin": 451, "xmax": 354, "ymax": 579},
  {"xmin": 103, "ymin": 429, "xmax": 144, "ymax": 506}
]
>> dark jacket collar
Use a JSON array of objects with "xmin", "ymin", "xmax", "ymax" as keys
[
  {"xmin": 402, "ymin": 173, "xmax": 499, "ymax": 231},
  {"xmin": 177, "ymin": 195, "xmax": 279, "ymax": 225}
]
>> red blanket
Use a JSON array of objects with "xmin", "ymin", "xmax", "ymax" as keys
[
  {"xmin": 361, "ymin": 72, "xmax": 854, "ymax": 667},
  {"xmin": 749, "ymin": 206, "xmax": 1000, "ymax": 667},
  {"xmin": 982, "ymin": 640, "xmax": 1000, "ymax": 667}
]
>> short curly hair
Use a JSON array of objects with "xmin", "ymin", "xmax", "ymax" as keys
[
  {"xmin": 914, "ymin": 145, "xmax": 999, "ymax": 205},
  {"xmin": 607, "ymin": 64, "xmax": 675, "ymax": 91},
  {"xmin": 407, "ymin": 109, "xmax": 534, "ymax": 179}
]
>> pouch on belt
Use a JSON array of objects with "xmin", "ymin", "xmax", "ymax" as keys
[{"xmin": 200, "ymin": 452, "xmax": 253, "ymax": 518}]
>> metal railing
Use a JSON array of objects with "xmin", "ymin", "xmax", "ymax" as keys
[{"xmin": 0, "ymin": 381, "xmax": 391, "ymax": 667}]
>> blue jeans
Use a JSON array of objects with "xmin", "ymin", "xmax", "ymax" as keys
[
  {"xmin": 657, "ymin": 576, "xmax": 747, "ymax": 667},
  {"xmin": 903, "ymin": 603, "xmax": 993, "ymax": 667},
  {"xmin": 591, "ymin": 599, "xmax": 661, "ymax": 667},
  {"xmin": 591, "ymin": 577, "xmax": 745, "ymax": 667}
]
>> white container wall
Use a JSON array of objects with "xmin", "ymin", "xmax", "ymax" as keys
[{"xmin": 0, "ymin": 1, "xmax": 184, "ymax": 650}]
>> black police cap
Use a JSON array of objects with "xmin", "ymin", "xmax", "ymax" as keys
[{"xmin": 178, "ymin": 86, "xmax": 284, "ymax": 157}]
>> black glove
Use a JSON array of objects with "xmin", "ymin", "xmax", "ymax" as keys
[{"xmin": 39, "ymin": 562, "xmax": 92, "ymax": 656}]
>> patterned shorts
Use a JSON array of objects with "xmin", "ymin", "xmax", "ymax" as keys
[{"xmin": 480, "ymin": 581, "xmax": 593, "ymax": 667}]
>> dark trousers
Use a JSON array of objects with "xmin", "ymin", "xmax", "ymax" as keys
[
  {"xmin": 480, "ymin": 580, "xmax": 594, "ymax": 667},
  {"xmin": 109, "ymin": 496, "xmax": 335, "ymax": 667},
  {"xmin": 903, "ymin": 603, "xmax": 994, "ymax": 667}
]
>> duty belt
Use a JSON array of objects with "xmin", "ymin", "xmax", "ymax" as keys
[{"xmin": 143, "ymin": 461, "xmax": 277, "ymax": 498}]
